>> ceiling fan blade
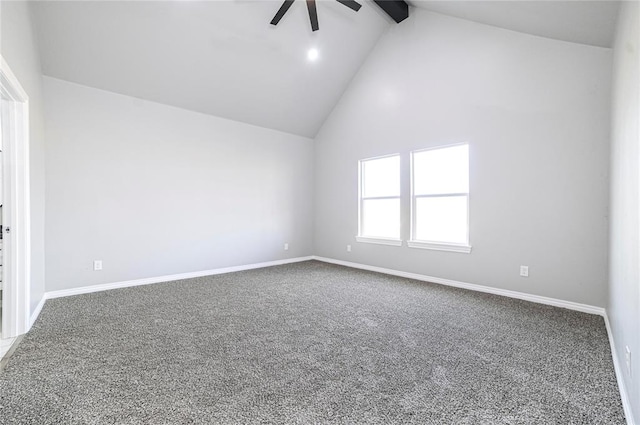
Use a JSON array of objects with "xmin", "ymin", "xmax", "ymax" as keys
[
  {"xmin": 336, "ymin": 0, "xmax": 362, "ymax": 12},
  {"xmin": 270, "ymin": 0, "xmax": 295, "ymax": 26},
  {"xmin": 306, "ymin": 0, "xmax": 319, "ymax": 31}
]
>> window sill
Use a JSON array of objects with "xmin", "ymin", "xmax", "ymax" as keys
[
  {"xmin": 407, "ymin": 240, "xmax": 472, "ymax": 253},
  {"xmin": 356, "ymin": 236, "xmax": 403, "ymax": 246}
]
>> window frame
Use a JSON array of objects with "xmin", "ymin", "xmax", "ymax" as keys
[
  {"xmin": 356, "ymin": 153, "xmax": 402, "ymax": 246},
  {"xmin": 409, "ymin": 143, "xmax": 472, "ymax": 253}
]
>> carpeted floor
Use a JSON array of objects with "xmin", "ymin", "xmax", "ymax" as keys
[{"xmin": 0, "ymin": 261, "xmax": 625, "ymax": 424}]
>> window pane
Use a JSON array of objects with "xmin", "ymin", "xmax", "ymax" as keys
[
  {"xmin": 415, "ymin": 196, "xmax": 468, "ymax": 244},
  {"xmin": 362, "ymin": 155, "xmax": 400, "ymax": 198},
  {"xmin": 413, "ymin": 145, "xmax": 468, "ymax": 195},
  {"xmin": 362, "ymin": 198, "xmax": 400, "ymax": 239}
]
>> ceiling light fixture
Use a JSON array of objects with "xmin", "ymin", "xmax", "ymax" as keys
[{"xmin": 307, "ymin": 48, "xmax": 319, "ymax": 62}]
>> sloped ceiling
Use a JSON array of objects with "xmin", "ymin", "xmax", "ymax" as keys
[
  {"xmin": 31, "ymin": 1, "xmax": 620, "ymax": 138},
  {"xmin": 412, "ymin": 0, "xmax": 620, "ymax": 48},
  {"xmin": 31, "ymin": 0, "xmax": 391, "ymax": 138}
]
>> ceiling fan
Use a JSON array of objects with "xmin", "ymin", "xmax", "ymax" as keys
[
  {"xmin": 270, "ymin": 0, "xmax": 362, "ymax": 32},
  {"xmin": 270, "ymin": 0, "xmax": 409, "ymax": 32}
]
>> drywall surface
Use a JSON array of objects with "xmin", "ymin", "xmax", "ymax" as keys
[
  {"xmin": 44, "ymin": 77, "xmax": 314, "ymax": 291},
  {"xmin": 609, "ymin": 1, "xmax": 640, "ymax": 422},
  {"xmin": 1, "ymin": 1, "xmax": 47, "ymax": 315},
  {"xmin": 314, "ymin": 9, "xmax": 612, "ymax": 307}
]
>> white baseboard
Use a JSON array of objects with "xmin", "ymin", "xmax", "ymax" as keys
[
  {"xmin": 40, "ymin": 255, "xmax": 603, "ymax": 315},
  {"xmin": 604, "ymin": 313, "xmax": 636, "ymax": 425},
  {"xmin": 45, "ymin": 256, "xmax": 315, "ymax": 300},
  {"xmin": 311, "ymin": 256, "xmax": 605, "ymax": 316},
  {"xmin": 0, "ymin": 336, "xmax": 17, "ymax": 362},
  {"xmin": 29, "ymin": 295, "xmax": 46, "ymax": 329}
]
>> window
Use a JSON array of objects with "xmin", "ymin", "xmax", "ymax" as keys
[
  {"xmin": 357, "ymin": 154, "xmax": 401, "ymax": 245},
  {"xmin": 409, "ymin": 144, "xmax": 471, "ymax": 253}
]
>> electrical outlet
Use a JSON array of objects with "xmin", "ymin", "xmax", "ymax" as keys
[
  {"xmin": 284, "ymin": 243, "xmax": 289, "ymax": 251},
  {"xmin": 93, "ymin": 260, "xmax": 103, "ymax": 271},
  {"xmin": 347, "ymin": 244, "xmax": 352, "ymax": 252},
  {"xmin": 520, "ymin": 265, "xmax": 529, "ymax": 277},
  {"xmin": 625, "ymin": 346, "xmax": 632, "ymax": 377}
]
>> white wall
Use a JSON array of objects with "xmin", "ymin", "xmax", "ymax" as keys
[
  {"xmin": 44, "ymin": 77, "xmax": 314, "ymax": 291},
  {"xmin": 314, "ymin": 9, "xmax": 612, "ymax": 307},
  {"xmin": 609, "ymin": 1, "xmax": 639, "ymax": 423},
  {"xmin": 1, "ymin": 1, "xmax": 47, "ymax": 315}
]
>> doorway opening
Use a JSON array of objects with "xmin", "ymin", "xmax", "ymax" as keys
[{"xmin": 0, "ymin": 56, "xmax": 31, "ymax": 356}]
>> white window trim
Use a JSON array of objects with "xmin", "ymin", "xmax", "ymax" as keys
[
  {"xmin": 357, "ymin": 153, "xmax": 402, "ymax": 244},
  {"xmin": 356, "ymin": 236, "xmax": 402, "ymax": 246},
  {"xmin": 409, "ymin": 143, "xmax": 471, "ymax": 254},
  {"xmin": 406, "ymin": 240, "xmax": 472, "ymax": 253}
]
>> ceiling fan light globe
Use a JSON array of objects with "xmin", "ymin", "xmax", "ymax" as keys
[{"xmin": 307, "ymin": 48, "xmax": 320, "ymax": 61}]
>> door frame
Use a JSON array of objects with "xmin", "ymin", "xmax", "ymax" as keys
[{"xmin": 0, "ymin": 56, "xmax": 31, "ymax": 338}]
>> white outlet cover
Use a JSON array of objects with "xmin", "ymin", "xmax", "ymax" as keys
[
  {"xmin": 520, "ymin": 266, "xmax": 529, "ymax": 277},
  {"xmin": 284, "ymin": 243, "xmax": 289, "ymax": 251},
  {"xmin": 347, "ymin": 245, "xmax": 352, "ymax": 252},
  {"xmin": 93, "ymin": 260, "xmax": 103, "ymax": 271}
]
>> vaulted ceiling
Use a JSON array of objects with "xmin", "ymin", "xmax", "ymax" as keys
[
  {"xmin": 31, "ymin": 1, "xmax": 620, "ymax": 138},
  {"xmin": 414, "ymin": 0, "xmax": 620, "ymax": 48},
  {"xmin": 31, "ymin": 0, "xmax": 391, "ymax": 138}
]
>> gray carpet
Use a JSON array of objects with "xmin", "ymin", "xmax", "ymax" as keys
[{"xmin": 0, "ymin": 261, "xmax": 625, "ymax": 424}]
